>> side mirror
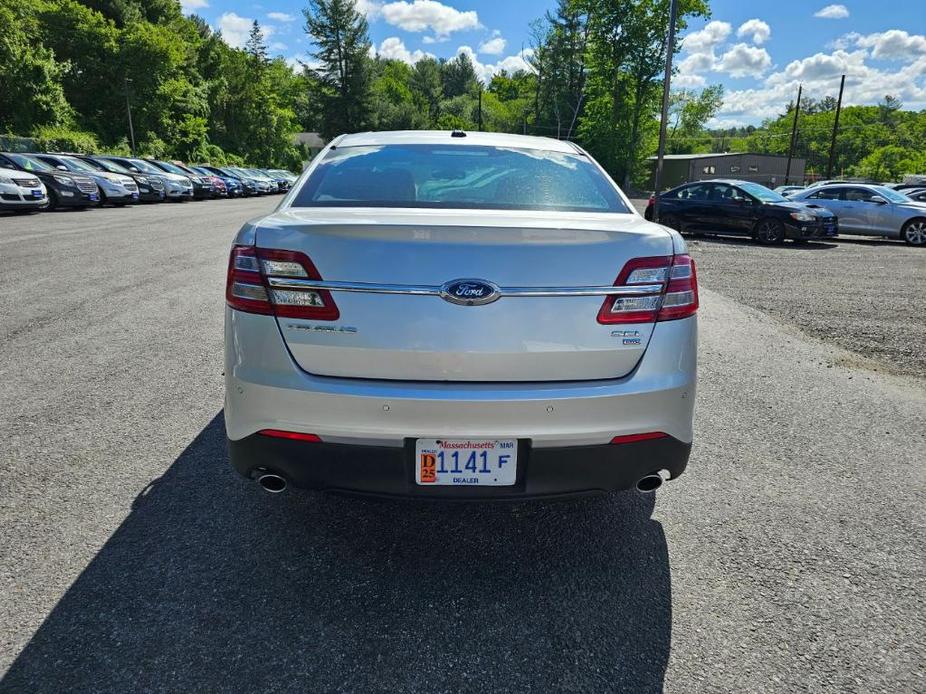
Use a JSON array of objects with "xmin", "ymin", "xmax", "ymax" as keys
[
  {"xmin": 56, "ymin": 165, "xmax": 68, "ymax": 171},
  {"xmin": 869, "ymin": 195, "xmax": 888, "ymax": 205}
]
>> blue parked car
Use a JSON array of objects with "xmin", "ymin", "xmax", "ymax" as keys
[{"xmin": 191, "ymin": 166, "xmax": 243, "ymax": 198}]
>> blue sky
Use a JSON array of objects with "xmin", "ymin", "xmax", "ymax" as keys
[{"xmin": 180, "ymin": 0, "xmax": 926, "ymax": 126}]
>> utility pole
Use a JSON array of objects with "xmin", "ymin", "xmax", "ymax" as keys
[
  {"xmin": 652, "ymin": 0, "xmax": 678, "ymax": 224},
  {"xmin": 124, "ymin": 78, "xmax": 136, "ymax": 157},
  {"xmin": 785, "ymin": 83, "xmax": 802, "ymax": 185},
  {"xmin": 825, "ymin": 74, "xmax": 845, "ymax": 179},
  {"xmin": 477, "ymin": 87, "xmax": 483, "ymax": 131}
]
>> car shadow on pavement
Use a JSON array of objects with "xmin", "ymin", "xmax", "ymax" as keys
[
  {"xmin": 1, "ymin": 413, "xmax": 672, "ymax": 694},
  {"xmin": 688, "ymin": 234, "xmax": 837, "ymax": 250}
]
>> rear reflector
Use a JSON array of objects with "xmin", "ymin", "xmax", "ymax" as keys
[
  {"xmin": 226, "ymin": 245, "xmax": 339, "ymax": 320},
  {"xmin": 610, "ymin": 432, "xmax": 668, "ymax": 444},
  {"xmin": 258, "ymin": 429, "xmax": 322, "ymax": 442},
  {"xmin": 598, "ymin": 254, "xmax": 699, "ymax": 324}
]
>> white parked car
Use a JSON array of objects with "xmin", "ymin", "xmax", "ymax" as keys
[
  {"xmin": 789, "ymin": 184, "xmax": 926, "ymax": 245},
  {"xmin": 224, "ymin": 131, "xmax": 699, "ymax": 498},
  {"xmin": 0, "ymin": 169, "xmax": 47, "ymax": 214}
]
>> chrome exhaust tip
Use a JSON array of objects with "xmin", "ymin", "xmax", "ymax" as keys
[
  {"xmin": 257, "ymin": 473, "xmax": 287, "ymax": 494},
  {"xmin": 635, "ymin": 474, "xmax": 664, "ymax": 493}
]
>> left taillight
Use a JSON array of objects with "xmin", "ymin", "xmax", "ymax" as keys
[{"xmin": 225, "ymin": 245, "xmax": 340, "ymax": 320}]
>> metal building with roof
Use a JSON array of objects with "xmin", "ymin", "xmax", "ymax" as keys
[{"xmin": 648, "ymin": 152, "xmax": 806, "ymax": 190}]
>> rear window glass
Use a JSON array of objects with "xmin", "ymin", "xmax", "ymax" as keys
[{"xmin": 292, "ymin": 144, "xmax": 630, "ymax": 213}]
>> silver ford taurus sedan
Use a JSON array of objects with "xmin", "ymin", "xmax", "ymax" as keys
[{"xmin": 224, "ymin": 131, "xmax": 698, "ymax": 499}]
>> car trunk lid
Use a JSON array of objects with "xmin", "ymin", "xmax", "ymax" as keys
[{"xmin": 255, "ymin": 208, "xmax": 674, "ymax": 382}]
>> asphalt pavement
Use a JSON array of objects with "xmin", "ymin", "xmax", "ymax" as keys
[{"xmin": 0, "ymin": 199, "xmax": 923, "ymax": 693}]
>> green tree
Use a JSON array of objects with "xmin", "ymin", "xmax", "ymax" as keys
[
  {"xmin": 855, "ymin": 145, "xmax": 924, "ymax": 181},
  {"xmin": 578, "ymin": 0, "xmax": 709, "ymax": 185},
  {"xmin": 0, "ymin": 2, "xmax": 73, "ymax": 133},
  {"xmin": 667, "ymin": 85, "xmax": 723, "ymax": 153},
  {"xmin": 410, "ymin": 57, "xmax": 443, "ymax": 126},
  {"xmin": 303, "ymin": 0, "xmax": 372, "ymax": 138},
  {"xmin": 370, "ymin": 59, "xmax": 427, "ymax": 130},
  {"xmin": 440, "ymin": 52, "xmax": 479, "ymax": 98}
]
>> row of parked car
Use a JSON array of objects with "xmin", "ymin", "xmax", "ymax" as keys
[
  {"xmin": 0, "ymin": 151, "xmax": 298, "ymax": 214},
  {"xmin": 645, "ymin": 178, "xmax": 926, "ymax": 246}
]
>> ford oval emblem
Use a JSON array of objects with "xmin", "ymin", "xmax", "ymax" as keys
[{"xmin": 439, "ymin": 278, "xmax": 501, "ymax": 306}]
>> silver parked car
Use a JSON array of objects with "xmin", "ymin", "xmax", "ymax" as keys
[
  {"xmin": 224, "ymin": 131, "xmax": 699, "ymax": 499},
  {"xmin": 789, "ymin": 184, "xmax": 926, "ymax": 245}
]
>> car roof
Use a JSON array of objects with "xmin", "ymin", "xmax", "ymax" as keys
[
  {"xmin": 677, "ymin": 179, "xmax": 755, "ymax": 186},
  {"xmin": 810, "ymin": 182, "xmax": 882, "ymax": 189},
  {"xmin": 333, "ymin": 130, "xmax": 581, "ymax": 154}
]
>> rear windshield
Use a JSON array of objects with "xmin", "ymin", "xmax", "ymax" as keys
[{"xmin": 292, "ymin": 144, "xmax": 631, "ymax": 213}]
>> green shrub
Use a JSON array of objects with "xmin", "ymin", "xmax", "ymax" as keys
[{"xmin": 30, "ymin": 126, "xmax": 100, "ymax": 153}]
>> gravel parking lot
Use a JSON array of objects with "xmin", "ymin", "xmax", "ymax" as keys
[{"xmin": 1, "ymin": 200, "xmax": 924, "ymax": 693}]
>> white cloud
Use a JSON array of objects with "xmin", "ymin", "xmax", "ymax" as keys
[
  {"xmin": 270, "ymin": 42, "xmax": 288, "ymax": 53},
  {"xmin": 456, "ymin": 45, "xmax": 533, "ymax": 84},
  {"xmin": 673, "ymin": 73, "xmax": 707, "ymax": 88},
  {"xmin": 180, "ymin": 0, "xmax": 208, "ymax": 11},
  {"xmin": 381, "ymin": 0, "xmax": 479, "ymax": 38},
  {"xmin": 376, "ymin": 37, "xmax": 433, "ymax": 64},
  {"xmin": 677, "ymin": 20, "xmax": 730, "ymax": 84},
  {"xmin": 267, "ymin": 12, "xmax": 295, "ymax": 22},
  {"xmin": 717, "ymin": 48, "xmax": 926, "ymax": 124},
  {"xmin": 681, "ymin": 21, "xmax": 732, "ymax": 54},
  {"xmin": 355, "ymin": 0, "xmax": 383, "ymax": 18},
  {"xmin": 479, "ymin": 35, "xmax": 506, "ymax": 55},
  {"xmin": 736, "ymin": 19, "xmax": 770, "ymax": 45},
  {"xmin": 718, "ymin": 43, "xmax": 772, "ymax": 77},
  {"xmin": 218, "ymin": 12, "xmax": 274, "ymax": 49},
  {"xmin": 677, "ymin": 20, "xmax": 770, "ymax": 81},
  {"xmin": 853, "ymin": 30, "xmax": 926, "ymax": 61},
  {"xmin": 814, "ymin": 4, "xmax": 849, "ymax": 19},
  {"xmin": 767, "ymin": 48, "xmax": 865, "ymax": 84},
  {"xmin": 678, "ymin": 51, "xmax": 715, "ymax": 74}
]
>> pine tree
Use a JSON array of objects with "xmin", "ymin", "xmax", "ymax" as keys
[
  {"xmin": 245, "ymin": 20, "xmax": 269, "ymax": 65},
  {"xmin": 303, "ymin": 0, "xmax": 372, "ymax": 138}
]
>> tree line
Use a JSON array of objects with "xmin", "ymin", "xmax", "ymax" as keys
[
  {"xmin": 0, "ymin": 0, "xmax": 307, "ymax": 167},
  {"xmin": 302, "ymin": 0, "xmax": 712, "ymax": 186},
  {"xmin": 2, "ymin": 0, "xmax": 719, "ymax": 180},
  {"xmin": 666, "ymin": 95, "xmax": 926, "ymax": 183}
]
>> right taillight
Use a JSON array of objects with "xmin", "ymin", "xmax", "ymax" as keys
[
  {"xmin": 597, "ymin": 254, "xmax": 698, "ymax": 324},
  {"xmin": 225, "ymin": 245, "xmax": 340, "ymax": 320},
  {"xmin": 657, "ymin": 254, "xmax": 698, "ymax": 321}
]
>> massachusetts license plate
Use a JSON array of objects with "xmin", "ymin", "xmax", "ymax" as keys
[{"xmin": 415, "ymin": 439, "xmax": 517, "ymax": 486}]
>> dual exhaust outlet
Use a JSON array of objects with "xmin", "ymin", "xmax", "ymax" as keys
[{"xmin": 255, "ymin": 472, "xmax": 665, "ymax": 494}]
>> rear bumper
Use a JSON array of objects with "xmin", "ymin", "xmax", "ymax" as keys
[
  {"xmin": 225, "ymin": 309, "xmax": 697, "ymax": 497},
  {"xmin": 228, "ymin": 433, "xmax": 691, "ymax": 499}
]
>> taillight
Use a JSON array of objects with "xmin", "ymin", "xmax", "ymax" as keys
[
  {"xmin": 658, "ymin": 254, "xmax": 699, "ymax": 321},
  {"xmin": 226, "ymin": 245, "xmax": 340, "ymax": 320},
  {"xmin": 597, "ymin": 254, "xmax": 698, "ymax": 324}
]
